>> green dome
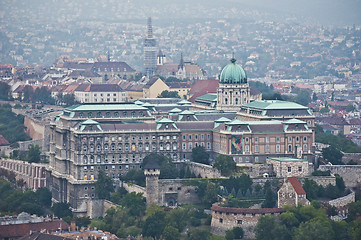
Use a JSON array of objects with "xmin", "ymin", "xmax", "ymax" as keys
[{"xmin": 220, "ymin": 58, "xmax": 247, "ymax": 84}]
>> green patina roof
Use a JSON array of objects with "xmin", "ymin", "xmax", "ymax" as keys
[
  {"xmin": 65, "ymin": 104, "xmax": 148, "ymax": 111},
  {"xmin": 157, "ymin": 118, "xmax": 174, "ymax": 123},
  {"xmin": 268, "ymin": 157, "xmax": 307, "ymax": 162},
  {"xmin": 81, "ymin": 119, "xmax": 99, "ymax": 125},
  {"xmin": 215, "ymin": 117, "xmax": 231, "ymax": 122},
  {"xmin": 141, "ymin": 102, "xmax": 154, "ymax": 107},
  {"xmin": 243, "ymin": 100, "xmax": 308, "ymax": 110},
  {"xmin": 169, "ymin": 107, "xmax": 183, "ymax": 113},
  {"xmin": 179, "ymin": 110, "xmax": 195, "ymax": 115},
  {"xmin": 196, "ymin": 93, "xmax": 217, "ymax": 102},
  {"xmin": 134, "ymin": 100, "xmax": 144, "ymax": 105},
  {"xmin": 220, "ymin": 58, "xmax": 247, "ymax": 84},
  {"xmin": 177, "ymin": 99, "xmax": 192, "ymax": 105},
  {"xmin": 227, "ymin": 119, "xmax": 283, "ymax": 125},
  {"xmin": 283, "ymin": 118, "xmax": 306, "ymax": 124}
]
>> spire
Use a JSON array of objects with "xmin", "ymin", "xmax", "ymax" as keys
[
  {"xmin": 147, "ymin": 17, "xmax": 153, "ymax": 38},
  {"xmin": 179, "ymin": 52, "xmax": 184, "ymax": 68},
  {"xmin": 231, "ymin": 51, "xmax": 236, "ymax": 63},
  {"xmin": 107, "ymin": 50, "xmax": 110, "ymax": 62}
]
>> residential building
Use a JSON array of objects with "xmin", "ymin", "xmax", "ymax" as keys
[{"xmin": 73, "ymin": 84, "xmax": 127, "ymax": 103}]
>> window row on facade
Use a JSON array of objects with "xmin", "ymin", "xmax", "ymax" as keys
[
  {"xmin": 82, "ymin": 142, "xmax": 178, "ymax": 153},
  {"xmin": 78, "ymin": 110, "xmax": 146, "ymax": 118}
]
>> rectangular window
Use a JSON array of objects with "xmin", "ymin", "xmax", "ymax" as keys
[
  {"xmin": 255, "ymin": 137, "xmax": 258, "ymax": 143},
  {"xmin": 255, "ymin": 145, "xmax": 259, "ymax": 153},
  {"xmin": 207, "ymin": 142, "xmax": 211, "ymax": 149},
  {"xmin": 276, "ymin": 137, "xmax": 280, "ymax": 143},
  {"xmin": 276, "ymin": 145, "xmax": 280, "ymax": 153},
  {"xmin": 298, "ymin": 166, "xmax": 302, "ymax": 172},
  {"xmin": 266, "ymin": 137, "xmax": 269, "ymax": 143},
  {"xmin": 288, "ymin": 167, "xmax": 291, "ymax": 172},
  {"xmin": 207, "ymin": 134, "xmax": 210, "ymax": 140},
  {"xmin": 188, "ymin": 142, "xmax": 192, "ymax": 149},
  {"xmin": 265, "ymin": 145, "xmax": 270, "ymax": 153}
]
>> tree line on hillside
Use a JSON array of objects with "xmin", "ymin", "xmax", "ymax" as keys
[
  {"xmin": 0, "ymin": 104, "xmax": 30, "ymax": 145},
  {"xmin": 255, "ymin": 202, "xmax": 361, "ymax": 240}
]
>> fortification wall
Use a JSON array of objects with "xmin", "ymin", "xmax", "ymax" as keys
[
  {"xmin": 86, "ymin": 199, "xmax": 118, "ymax": 218},
  {"xmin": 186, "ymin": 161, "xmax": 222, "ymax": 178},
  {"xmin": 123, "ymin": 182, "xmax": 146, "ymax": 196},
  {"xmin": 342, "ymin": 153, "xmax": 361, "ymax": 164},
  {"xmin": 158, "ymin": 179, "xmax": 200, "ymax": 206},
  {"xmin": 319, "ymin": 165, "xmax": 361, "ymax": 187},
  {"xmin": 24, "ymin": 116, "xmax": 44, "ymax": 140},
  {"xmin": 328, "ymin": 191, "xmax": 355, "ymax": 208},
  {"xmin": 300, "ymin": 176, "xmax": 336, "ymax": 187}
]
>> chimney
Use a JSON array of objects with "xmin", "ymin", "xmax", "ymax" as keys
[{"xmin": 70, "ymin": 221, "xmax": 76, "ymax": 232}]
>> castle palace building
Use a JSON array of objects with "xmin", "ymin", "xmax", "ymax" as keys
[{"xmin": 47, "ymin": 58, "xmax": 315, "ymax": 216}]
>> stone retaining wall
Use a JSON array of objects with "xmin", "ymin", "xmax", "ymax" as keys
[
  {"xmin": 186, "ymin": 161, "xmax": 222, "ymax": 178},
  {"xmin": 319, "ymin": 165, "xmax": 361, "ymax": 187}
]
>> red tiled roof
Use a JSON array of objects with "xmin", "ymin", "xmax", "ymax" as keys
[
  {"xmin": 211, "ymin": 204, "xmax": 284, "ymax": 214},
  {"xmin": 0, "ymin": 220, "xmax": 69, "ymax": 238},
  {"xmin": 288, "ymin": 177, "xmax": 306, "ymax": 195},
  {"xmin": 0, "ymin": 134, "xmax": 10, "ymax": 146},
  {"xmin": 188, "ymin": 79, "xmax": 219, "ymax": 102}
]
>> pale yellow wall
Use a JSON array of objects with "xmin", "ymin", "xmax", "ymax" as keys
[{"xmin": 143, "ymin": 78, "xmax": 169, "ymax": 98}]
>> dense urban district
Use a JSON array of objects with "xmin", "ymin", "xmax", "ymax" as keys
[{"xmin": 1, "ymin": 1, "xmax": 361, "ymax": 240}]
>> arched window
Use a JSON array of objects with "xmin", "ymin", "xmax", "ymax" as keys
[
  {"xmin": 225, "ymin": 98, "xmax": 228, "ymax": 104},
  {"xmin": 288, "ymin": 144, "xmax": 292, "ymax": 152},
  {"xmin": 83, "ymin": 156, "xmax": 88, "ymax": 164},
  {"xmin": 303, "ymin": 144, "xmax": 308, "ymax": 152},
  {"xmin": 97, "ymin": 112, "xmax": 102, "ymax": 118},
  {"xmin": 235, "ymin": 98, "xmax": 239, "ymax": 104}
]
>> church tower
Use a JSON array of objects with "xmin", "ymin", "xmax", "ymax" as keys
[
  {"xmin": 216, "ymin": 58, "xmax": 250, "ymax": 111},
  {"xmin": 144, "ymin": 17, "xmax": 157, "ymax": 77}
]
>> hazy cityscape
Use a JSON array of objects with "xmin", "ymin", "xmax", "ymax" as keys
[{"xmin": 0, "ymin": 1, "xmax": 361, "ymax": 239}]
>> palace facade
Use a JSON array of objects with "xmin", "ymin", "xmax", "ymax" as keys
[{"xmin": 47, "ymin": 58, "xmax": 315, "ymax": 215}]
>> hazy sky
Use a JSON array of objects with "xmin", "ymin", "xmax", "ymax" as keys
[
  {"xmin": 2, "ymin": 0, "xmax": 361, "ymax": 26},
  {"xmin": 233, "ymin": 0, "xmax": 361, "ymax": 25}
]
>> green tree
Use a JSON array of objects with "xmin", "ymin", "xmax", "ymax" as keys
[
  {"xmin": 95, "ymin": 170, "xmax": 114, "ymax": 200},
  {"xmin": 191, "ymin": 146, "xmax": 210, "ymax": 165},
  {"xmin": 35, "ymin": 187, "xmax": 52, "ymax": 207},
  {"xmin": 75, "ymin": 216, "xmax": 91, "ymax": 227},
  {"xmin": 27, "ymin": 144, "xmax": 41, "ymax": 163},
  {"xmin": 295, "ymin": 89, "xmax": 311, "ymax": 106},
  {"xmin": 294, "ymin": 218, "xmax": 335, "ymax": 240},
  {"xmin": 62, "ymin": 93, "xmax": 77, "ymax": 107},
  {"xmin": 255, "ymin": 215, "xmax": 290, "ymax": 240},
  {"xmin": 202, "ymin": 182, "xmax": 218, "ymax": 207},
  {"xmin": 213, "ymin": 154, "xmax": 236, "ymax": 176},
  {"xmin": 158, "ymin": 90, "xmax": 180, "ymax": 98},
  {"xmin": 143, "ymin": 210, "xmax": 167, "ymax": 239},
  {"xmin": 121, "ymin": 169, "xmax": 145, "ymax": 186},
  {"xmin": 0, "ymin": 82, "xmax": 11, "ymax": 100},
  {"xmin": 346, "ymin": 104, "xmax": 355, "ymax": 112},
  {"xmin": 322, "ymin": 146, "xmax": 344, "ymax": 165},
  {"xmin": 122, "ymin": 192, "xmax": 146, "ymax": 217},
  {"xmin": 162, "ymin": 225, "xmax": 181, "ymax": 240},
  {"xmin": 51, "ymin": 202, "xmax": 73, "ymax": 218},
  {"xmin": 225, "ymin": 230, "xmax": 235, "ymax": 240},
  {"xmin": 348, "ymin": 201, "xmax": 361, "ymax": 222},
  {"xmin": 166, "ymin": 207, "xmax": 189, "ymax": 232},
  {"xmin": 187, "ymin": 227, "xmax": 211, "ymax": 240}
]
